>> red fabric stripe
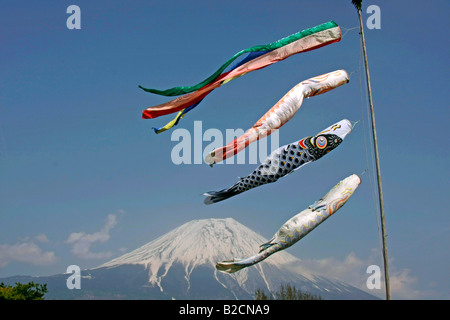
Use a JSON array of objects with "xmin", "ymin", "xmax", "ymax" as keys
[{"xmin": 142, "ymin": 27, "xmax": 341, "ymax": 119}]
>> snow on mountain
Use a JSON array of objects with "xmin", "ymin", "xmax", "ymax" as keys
[
  {"xmin": 97, "ymin": 218, "xmax": 376, "ymax": 300},
  {"xmin": 100, "ymin": 218, "xmax": 307, "ymax": 294}
]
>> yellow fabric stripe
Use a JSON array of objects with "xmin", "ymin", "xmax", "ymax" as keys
[{"xmin": 155, "ymin": 109, "xmax": 186, "ymax": 134}]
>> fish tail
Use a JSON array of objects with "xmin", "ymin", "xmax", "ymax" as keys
[
  {"xmin": 216, "ymin": 259, "xmax": 248, "ymax": 273},
  {"xmin": 216, "ymin": 251, "xmax": 268, "ymax": 273},
  {"xmin": 204, "ymin": 147, "xmax": 226, "ymax": 167},
  {"xmin": 205, "ymin": 130, "xmax": 257, "ymax": 166},
  {"xmin": 259, "ymin": 237, "xmax": 276, "ymax": 252},
  {"xmin": 203, "ymin": 184, "xmax": 240, "ymax": 205}
]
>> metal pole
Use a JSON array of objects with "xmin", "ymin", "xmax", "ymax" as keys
[{"xmin": 357, "ymin": 8, "xmax": 391, "ymax": 300}]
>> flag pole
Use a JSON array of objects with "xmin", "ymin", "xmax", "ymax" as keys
[{"xmin": 353, "ymin": 1, "xmax": 391, "ymax": 300}]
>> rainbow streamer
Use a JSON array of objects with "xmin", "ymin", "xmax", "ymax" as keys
[{"xmin": 140, "ymin": 21, "xmax": 342, "ymax": 133}]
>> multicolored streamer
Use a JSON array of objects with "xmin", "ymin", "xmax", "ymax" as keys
[{"xmin": 141, "ymin": 21, "xmax": 342, "ymax": 133}]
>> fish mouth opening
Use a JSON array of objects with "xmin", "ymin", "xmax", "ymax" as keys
[
  {"xmin": 343, "ymin": 174, "xmax": 362, "ymax": 187},
  {"xmin": 317, "ymin": 119, "xmax": 353, "ymax": 140}
]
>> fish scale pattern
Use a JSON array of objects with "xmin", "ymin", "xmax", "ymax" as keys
[{"xmin": 234, "ymin": 134, "xmax": 342, "ymax": 194}]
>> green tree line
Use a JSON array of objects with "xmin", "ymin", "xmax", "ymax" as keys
[
  {"xmin": 0, "ymin": 282, "xmax": 48, "ymax": 300},
  {"xmin": 254, "ymin": 283, "xmax": 323, "ymax": 300}
]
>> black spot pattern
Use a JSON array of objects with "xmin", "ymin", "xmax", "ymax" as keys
[{"xmin": 234, "ymin": 134, "xmax": 343, "ymax": 193}]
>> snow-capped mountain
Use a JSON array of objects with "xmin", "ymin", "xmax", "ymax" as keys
[
  {"xmin": 0, "ymin": 218, "xmax": 378, "ymax": 299},
  {"xmin": 97, "ymin": 217, "xmax": 377, "ymax": 300},
  {"xmin": 100, "ymin": 217, "xmax": 303, "ymax": 296}
]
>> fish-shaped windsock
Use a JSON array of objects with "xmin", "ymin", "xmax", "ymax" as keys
[
  {"xmin": 203, "ymin": 119, "xmax": 353, "ymax": 205},
  {"xmin": 205, "ymin": 70, "xmax": 349, "ymax": 166},
  {"xmin": 216, "ymin": 174, "xmax": 361, "ymax": 273}
]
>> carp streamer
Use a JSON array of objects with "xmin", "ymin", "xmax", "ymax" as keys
[
  {"xmin": 216, "ymin": 174, "xmax": 361, "ymax": 273},
  {"xmin": 203, "ymin": 119, "xmax": 353, "ymax": 205},
  {"xmin": 205, "ymin": 69, "xmax": 349, "ymax": 166}
]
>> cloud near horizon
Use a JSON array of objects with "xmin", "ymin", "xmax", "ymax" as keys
[
  {"xmin": 0, "ymin": 238, "xmax": 56, "ymax": 268},
  {"xmin": 66, "ymin": 212, "xmax": 121, "ymax": 260},
  {"xmin": 288, "ymin": 248, "xmax": 429, "ymax": 300}
]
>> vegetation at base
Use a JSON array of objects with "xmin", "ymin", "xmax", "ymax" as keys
[
  {"xmin": 0, "ymin": 282, "xmax": 48, "ymax": 300},
  {"xmin": 254, "ymin": 283, "xmax": 323, "ymax": 300}
]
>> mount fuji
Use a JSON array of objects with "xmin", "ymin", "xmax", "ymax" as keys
[{"xmin": 0, "ymin": 218, "xmax": 378, "ymax": 300}]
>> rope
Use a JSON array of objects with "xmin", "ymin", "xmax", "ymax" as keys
[
  {"xmin": 348, "ymin": 70, "xmax": 359, "ymax": 79},
  {"xmin": 341, "ymin": 26, "xmax": 359, "ymax": 39},
  {"xmin": 358, "ymin": 36, "xmax": 385, "ymax": 265}
]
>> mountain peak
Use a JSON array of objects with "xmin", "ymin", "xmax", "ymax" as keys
[
  {"xmin": 100, "ymin": 217, "xmax": 299, "ymax": 273},
  {"xmin": 100, "ymin": 218, "xmax": 310, "ymax": 295}
]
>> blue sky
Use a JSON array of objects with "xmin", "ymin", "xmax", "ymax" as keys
[{"xmin": 0, "ymin": 0, "xmax": 448, "ymax": 299}]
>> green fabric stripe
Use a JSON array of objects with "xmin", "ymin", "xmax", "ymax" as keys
[{"xmin": 139, "ymin": 21, "xmax": 338, "ymax": 96}]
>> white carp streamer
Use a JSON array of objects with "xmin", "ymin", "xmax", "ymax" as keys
[
  {"xmin": 205, "ymin": 69, "xmax": 349, "ymax": 166},
  {"xmin": 216, "ymin": 174, "xmax": 361, "ymax": 273}
]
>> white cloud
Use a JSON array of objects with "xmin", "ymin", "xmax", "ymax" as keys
[
  {"xmin": 0, "ymin": 240, "xmax": 56, "ymax": 268},
  {"xmin": 66, "ymin": 213, "xmax": 120, "ymax": 260},
  {"xmin": 35, "ymin": 233, "xmax": 49, "ymax": 243},
  {"xmin": 288, "ymin": 249, "xmax": 427, "ymax": 300},
  {"xmin": 389, "ymin": 268, "xmax": 422, "ymax": 300},
  {"xmin": 118, "ymin": 247, "xmax": 128, "ymax": 253}
]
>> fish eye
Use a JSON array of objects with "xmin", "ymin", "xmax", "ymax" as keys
[{"xmin": 316, "ymin": 136, "xmax": 327, "ymax": 149}]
